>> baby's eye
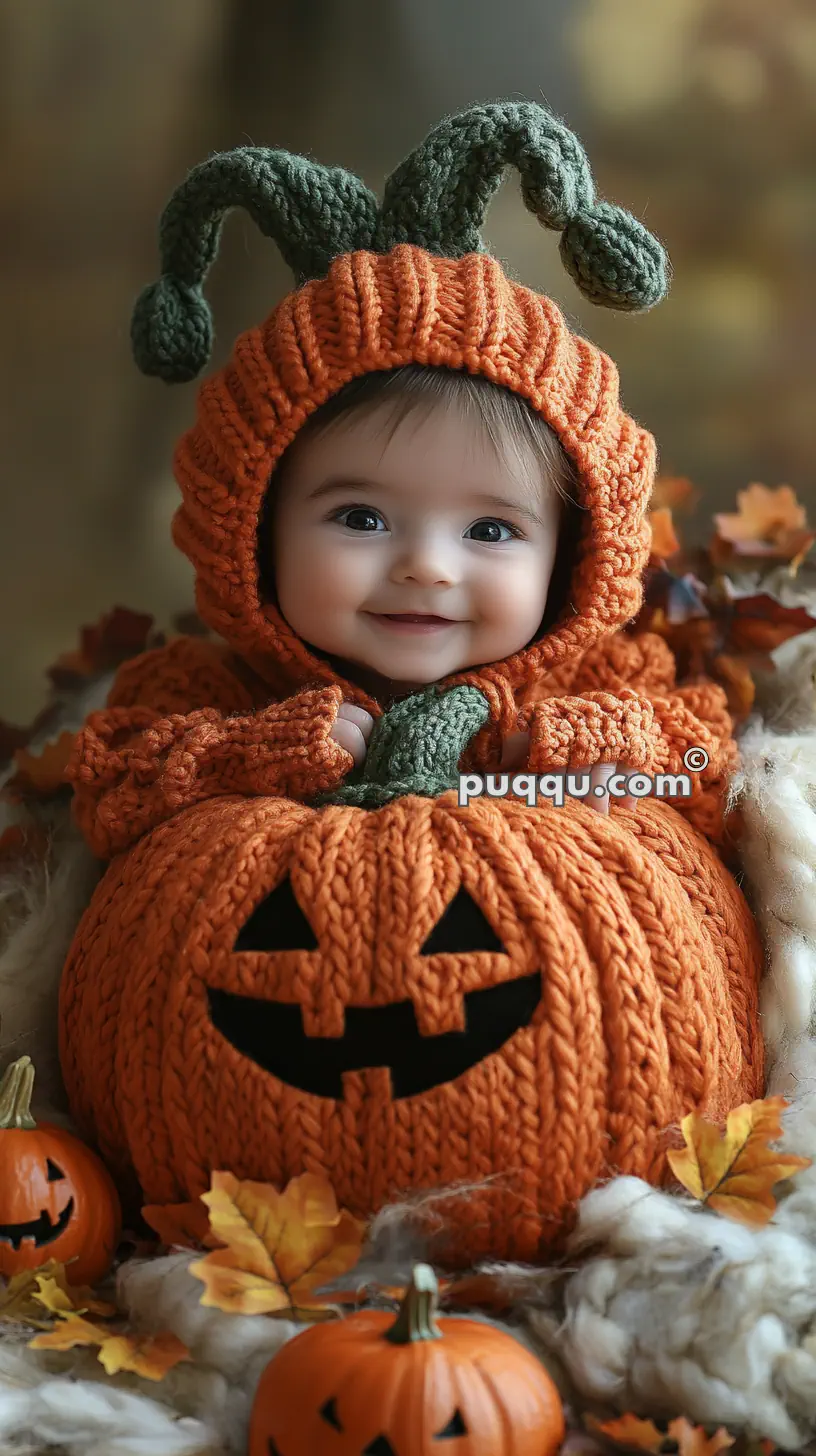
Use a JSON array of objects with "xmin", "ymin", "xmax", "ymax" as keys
[
  {"xmin": 335, "ymin": 506, "xmax": 387, "ymax": 533},
  {"xmin": 465, "ymin": 518, "xmax": 521, "ymax": 544}
]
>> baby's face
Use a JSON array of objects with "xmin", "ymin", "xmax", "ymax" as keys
[{"xmin": 270, "ymin": 400, "xmax": 562, "ymax": 692}]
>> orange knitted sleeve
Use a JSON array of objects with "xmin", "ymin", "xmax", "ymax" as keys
[
  {"xmin": 517, "ymin": 681, "xmax": 735, "ymax": 843},
  {"xmin": 65, "ymin": 637, "xmax": 354, "ymax": 859},
  {"xmin": 510, "ymin": 631, "xmax": 736, "ymax": 842}
]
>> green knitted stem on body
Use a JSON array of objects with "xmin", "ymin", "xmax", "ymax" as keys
[
  {"xmin": 314, "ymin": 685, "xmax": 490, "ymax": 808},
  {"xmin": 132, "ymin": 102, "xmax": 670, "ymax": 384}
]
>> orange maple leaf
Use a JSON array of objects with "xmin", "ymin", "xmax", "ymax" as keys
[
  {"xmin": 30, "ymin": 1316, "xmax": 189, "ymax": 1380},
  {"xmin": 10, "ymin": 732, "xmax": 76, "ymax": 798},
  {"xmin": 713, "ymin": 483, "xmax": 813, "ymax": 563},
  {"xmin": 651, "ymin": 476, "xmax": 699, "ymax": 513},
  {"xmin": 589, "ymin": 1414, "xmax": 734, "ymax": 1456},
  {"xmin": 711, "ymin": 654, "xmax": 755, "ymax": 720},
  {"xmin": 142, "ymin": 1198, "xmax": 218, "ymax": 1250},
  {"xmin": 189, "ymin": 1171, "xmax": 365, "ymax": 1319},
  {"xmin": 648, "ymin": 509, "xmax": 681, "ymax": 563},
  {"xmin": 667, "ymin": 1095, "xmax": 812, "ymax": 1227},
  {"xmin": 47, "ymin": 607, "xmax": 158, "ymax": 689}
]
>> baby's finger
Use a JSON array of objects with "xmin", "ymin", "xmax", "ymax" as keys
[
  {"xmin": 587, "ymin": 761, "xmax": 618, "ymax": 816},
  {"xmin": 337, "ymin": 703, "xmax": 375, "ymax": 740},
  {"xmin": 615, "ymin": 763, "xmax": 638, "ymax": 812},
  {"xmin": 330, "ymin": 717, "xmax": 368, "ymax": 765},
  {"xmin": 500, "ymin": 730, "xmax": 530, "ymax": 770}
]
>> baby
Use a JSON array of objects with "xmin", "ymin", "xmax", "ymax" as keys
[
  {"xmin": 61, "ymin": 103, "xmax": 763, "ymax": 1257},
  {"xmin": 263, "ymin": 364, "xmax": 633, "ymax": 808},
  {"xmin": 68, "ymin": 101, "xmax": 730, "ymax": 856}
]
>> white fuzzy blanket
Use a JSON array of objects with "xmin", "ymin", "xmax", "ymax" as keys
[{"xmin": 3, "ymin": 640, "xmax": 816, "ymax": 1456}]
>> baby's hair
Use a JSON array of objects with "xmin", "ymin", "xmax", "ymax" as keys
[{"xmin": 259, "ymin": 365, "xmax": 585, "ymax": 633}]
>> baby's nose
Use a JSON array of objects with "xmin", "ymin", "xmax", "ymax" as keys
[{"xmin": 390, "ymin": 537, "xmax": 458, "ymax": 587}]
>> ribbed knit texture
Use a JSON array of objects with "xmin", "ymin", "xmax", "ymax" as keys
[
  {"xmin": 56, "ymin": 104, "xmax": 763, "ymax": 1264},
  {"xmin": 60, "ymin": 668, "xmax": 763, "ymax": 1268}
]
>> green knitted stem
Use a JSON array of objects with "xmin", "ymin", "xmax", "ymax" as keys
[
  {"xmin": 132, "ymin": 102, "xmax": 669, "ymax": 385},
  {"xmin": 375, "ymin": 101, "xmax": 669, "ymax": 312},
  {"xmin": 131, "ymin": 148, "xmax": 378, "ymax": 382},
  {"xmin": 317, "ymin": 685, "xmax": 490, "ymax": 808}
]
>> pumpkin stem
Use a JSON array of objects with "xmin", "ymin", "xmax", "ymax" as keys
[
  {"xmin": 0, "ymin": 1056, "xmax": 37, "ymax": 1130},
  {"xmin": 316, "ymin": 685, "xmax": 490, "ymax": 808},
  {"xmin": 384, "ymin": 1264, "xmax": 443, "ymax": 1344}
]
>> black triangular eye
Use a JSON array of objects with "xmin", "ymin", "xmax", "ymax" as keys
[
  {"xmin": 363, "ymin": 1440, "xmax": 397, "ymax": 1456},
  {"xmin": 267, "ymin": 1440, "xmax": 282, "ymax": 1455},
  {"xmin": 420, "ymin": 887, "xmax": 506, "ymax": 955},
  {"xmin": 435, "ymin": 1409, "xmax": 468, "ymax": 1439},
  {"xmin": 320, "ymin": 1397, "xmax": 343, "ymax": 1431},
  {"xmin": 234, "ymin": 875, "xmax": 318, "ymax": 952},
  {"xmin": 46, "ymin": 1158, "xmax": 65, "ymax": 1183}
]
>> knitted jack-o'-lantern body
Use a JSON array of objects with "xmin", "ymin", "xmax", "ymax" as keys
[{"xmin": 60, "ymin": 689, "xmax": 763, "ymax": 1267}]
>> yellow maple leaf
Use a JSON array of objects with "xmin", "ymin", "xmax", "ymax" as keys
[
  {"xmin": 29, "ymin": 1315, "xmax": 189, "ymax": 1381},
  {"xmin": 667, "ymin": 1096, "xmax": 812, "ymax": 1227},
  {"xmin": 189, "ymin": 1170, "xmax": 365, "ymax": 1318},
  {"xmin": 589, "ymin": 1414, "xmax": 734, "ymax": 1456},
  {"xmin": 96, "ymin": 1330, "xmax": 191, "ymax": 1380},
  {"xmin": 34, "ymin": 1271, "xmax": 116, "ymax": 1320}
]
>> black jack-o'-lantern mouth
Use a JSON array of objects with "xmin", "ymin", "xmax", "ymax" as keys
[
  {"xmin": 207, "ymin": 878, "xmax": 542, "ymax": 1101},
  {"xmin": 0, "ymin": 1159, "xmax": 74, "ymax": 1250}
]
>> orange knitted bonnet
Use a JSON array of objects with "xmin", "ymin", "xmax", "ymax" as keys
[{"xmin": 132, "ymin": 102, "xmax": 670, "ymax": 690}]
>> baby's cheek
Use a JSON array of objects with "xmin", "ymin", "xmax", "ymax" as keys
[{"xmin": 476, "ymin": 552, "xmax": 553, "ymax": 630}]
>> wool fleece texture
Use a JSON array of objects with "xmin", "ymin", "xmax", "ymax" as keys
[{"xmin": 60, "ymin": 103, "xmax": 763, "ymax": 1259}]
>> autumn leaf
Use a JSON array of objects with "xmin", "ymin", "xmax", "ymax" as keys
[
  {"xmin": 47, "ymin": 607, "xmax": 159, "ymax": 689},
  {"xmin": 189, "ymin": 1171, "xmax": 365, "ymax": 1319},
  {"xmin": 651, "ymin": 476, "xmax": 699, "ymax": 513},
  {"xmin": 444, "ymin": 1271, "xmax": 514, "ymax": 1313},
  {"xmin": 589, "ymin": 1414, "xmax": 734, "ymax": 1456},
  {"xmin": 725, "ymin": 595, "xmax": 816, "ymax": 654},
  {"xmin": 710, "ymin": 654, "xmax": 755, "ymax": 719},
  {"xmin": 30, "ymin": 1316, "xmax": 190, "ymax": 1380},
  {"xmin": 649, "ymin": 509, "xmax": 681, "ymax": 564},
  {"xmin": 142, "ymin": 1198, "xmax": 218, "ymax": 1250},
  {"xmin": 0, "ymin": 1263, "xmax": 64, "ymax": 1326},
  {"xmin": 33, "ymin": 1270, "xmax": 116, "ymax": 1320},
  {"xmin": 10, "ymin": 731, "xmax": 76, "ymax": 798},
  {"xmin": 667, "ymin": 1095, "xmax": 812, "ymax": 1226},
  {"xmin": 713, "ymin": 483, "xmax": 814, "ymax": 564}
]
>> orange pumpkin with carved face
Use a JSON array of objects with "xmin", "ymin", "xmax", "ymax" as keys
[
  {"xmin": 249, "ymin": 1264, "xmax": 565, "ymax": 1456},
  {"xmin": 59, "ymin": 687, "xmax": 763, "ymax": 1267},
  {"xmin": 0, "ymin": 1057, "xmax": 121, "ymax": 1285}
]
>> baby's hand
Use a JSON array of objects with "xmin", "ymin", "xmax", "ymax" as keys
[
  {"xmin": 500, "ymin": 731, "xmax": 635, "ymax": 814},
  {"xmin": 329, "ymin": 703, "xmax": 375, "ymax": 766}
]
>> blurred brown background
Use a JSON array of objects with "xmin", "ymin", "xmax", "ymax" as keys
[{"xmin": 2, "ymin": 0, "xmax": 815, "ymax": 721}]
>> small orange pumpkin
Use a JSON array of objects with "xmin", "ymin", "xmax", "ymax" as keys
[
  {"xmin": 0, "ymin": 1056, "xmax": 121, "ymax": 1286},
  {"xmin": 249, "ymin": 1263, "xmax": 565, "ymax": 1456}
]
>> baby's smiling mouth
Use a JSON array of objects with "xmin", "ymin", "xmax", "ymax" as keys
[{"xmin": 365, "ymin": 611, "xmax": 461, "ymax": 630}]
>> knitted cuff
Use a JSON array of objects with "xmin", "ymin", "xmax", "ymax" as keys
[{"xmin": 522, "ymin": 690, "xmax": 660, "ymax": 771}]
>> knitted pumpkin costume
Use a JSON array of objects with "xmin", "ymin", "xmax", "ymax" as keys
[{"xmin": 60, "ymin": 104, "xmax": 763, "ymax": 1263}]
